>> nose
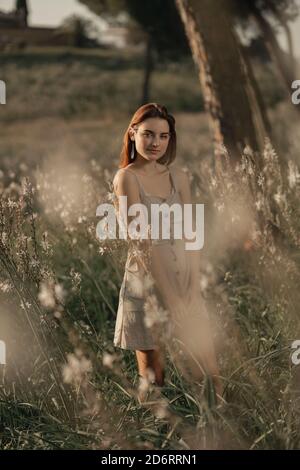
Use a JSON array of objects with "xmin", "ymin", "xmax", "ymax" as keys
[{"xmin": 152, "ymin": 136, "xmax": 160, "ymax": 146}]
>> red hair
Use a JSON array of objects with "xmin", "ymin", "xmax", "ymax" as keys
[{"xmin": 119, "ymin": 103, "xmax": 176, "ymax": 168}]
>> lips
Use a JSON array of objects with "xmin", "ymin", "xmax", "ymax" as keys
[{"xmin": 149, "ymin": 149, "xmax": 160, "ymax": 153}]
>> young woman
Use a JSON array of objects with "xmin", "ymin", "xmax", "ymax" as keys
[{"xmin": 112, "ymin": 103, "xmax": 222, "ymax": 400}]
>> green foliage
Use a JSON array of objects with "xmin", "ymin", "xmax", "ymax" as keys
[
  {"xmin": 15, "ymin": 0, "xmax": 28, "ymax": 13},
  {"xmin": 59, "ymin": 15, "xmax": 99, "ymax": 48},
  {"xmin": 0, "ymin": 48, "xmax": 203, "ymax": 122},
  {"xmin": 79, "ymin": 0, "xmax": 190, "ymax": 59},
  {"xmin": 232, "ymin": 0, "xmax": 299, "ymax": 22}
]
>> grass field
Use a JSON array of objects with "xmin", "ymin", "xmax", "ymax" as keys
[{"xmin": 0, "ymin": 46, "xmax": 300, "ymax": 450}]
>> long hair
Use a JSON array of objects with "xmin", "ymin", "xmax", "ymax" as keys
[{"xmin": 119, "ymin": 103, "xmax": 176, "ymax": 168}]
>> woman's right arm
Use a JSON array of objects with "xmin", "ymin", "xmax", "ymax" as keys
[
  {"xmin": 113, "ymin": 168, "xmax": 148, "ymax": 233},
  {"xmin": 113, "ymin": 169, "xmax": 151, "ymax": 269},
  {"xmin": 113, "ymin": 169, "xmax": 140, "ymax": 223}
]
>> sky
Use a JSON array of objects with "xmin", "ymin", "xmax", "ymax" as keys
[
  {"xmin": 0, "ymin": 0, "xmax": 106, "ymax": 30},
  {"xmin": 0, "ymin": 0, "xmax": 300, "ymax": 57}
]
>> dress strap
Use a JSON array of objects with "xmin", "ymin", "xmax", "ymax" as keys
[
  {"xmin": 168, "ymin": 165, "xmax": 177, "ymax": 194},
  {"xmin": 122, "ymin": 165, "xmax": 176, "ymax": 198},
  {"xmin": 121, "ymin": 167, "xmax": 145, "ymax": 197}
]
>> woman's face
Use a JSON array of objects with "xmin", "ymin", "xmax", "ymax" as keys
[{"xmin": 130, "ymin": 117, "xmax": 171, "ymax": 161}]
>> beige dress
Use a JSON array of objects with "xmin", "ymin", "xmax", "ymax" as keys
[{"xmin": 113, "ymin": 164, "xmax": 195, "ymax": 351}]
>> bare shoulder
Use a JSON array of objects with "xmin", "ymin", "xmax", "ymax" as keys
[{"xmin": 113, "ymin": 167, "xmax": 138, "ymax": 195}]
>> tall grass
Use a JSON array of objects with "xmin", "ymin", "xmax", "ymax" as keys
[
  {"xmin": 1, "ymin": 46, "xmax": 300, "ymax": 450},
  {"xmin": 1, "ymin": 128, "xmax": 300, "ymax": 448}
]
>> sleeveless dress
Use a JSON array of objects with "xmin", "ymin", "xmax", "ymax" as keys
[{"xmin": 113, "ymin": 164, "xmax": 200, "ymax": 351}]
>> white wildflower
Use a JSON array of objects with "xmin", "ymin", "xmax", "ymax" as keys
[
  {"xmin": 273, "ymin": 191, "xmax": 287, "ymax": 207},
  {"xmin": 144, "ymin": 294, "xmax": 169, "ymax": 328},
  {"xmin": 287, "ymin": 160, "xmax": 300, "ymax": 189},
  {"xmin": 7, "ymin": 198, "xmax": 17, "ymax": 209},
  {"xmin": 38, "ymin": 281, "xmax": 56, "ymax": 309},
  {"xmin": 41, "ymin": 239, "xmax": 50, "ymax": 250},
  {"xmin": 20, "ymin": 300, "xmax": 32, "ymax": 310},
  {"xmin": 244, "ymin": 145, "xmax": 254, "ymax": 157},
  {"xmin": 206, "ymin": 262, "xmax": 213, "ymax": 274},
  {"xmin": 247, "ymin": 164, "xmax": 254, "ymax": 176},
  {"xmin": 62, "ymin": 350, "xmax": 92, "ymax": 385},
  {"xmin": 138, "ymin": 370, "xmax": 155, "ymax": 394},
  {"xmin": 102, "ymin": 353, "xmax": 115, "ymax": 369},
  {"xmin": 78, "ymin": 321, "xmax": 92, "ymax": 335},
  {"xmin": 216, "ymin": 202, "xmax": 224, "ymax": 212},
  {"xmin": 71, "ymin": 270, "xmax": 81, "ymax": 283},
  {"xmin": 82, "ymin": 174, "xmax": 92, "ymax": 183},
  {"xmin": 1, "ymin": 232, "xmax": 7, "ymax": 244},
  {"xmin": 0, "ymin": 280, "xmax": 13, "ymax": 293},
  {"xmin": 98, "ymin": 246, "xmax": 105, "ymax": 255},
  {"xmin": 29, "ymin": 258, "xmax": 40, "ymax": 268},
  {"xmin": 19, "ymin": 163, "xmax": 28, "ymax": 172},
  {"xmin": 210, "ymin": 177, "xmax": 217, "ymax": 188},
  {"xmin": 257, "ymin": 175, "xmax": 264, "ymax": 187},
  {"xmin": 255, "ymin": 199, "xmax": 263, "ymax": 211},
  {"xmin": 154, "ymin": 399, "xmax": 170, "ymax": 419},
  {"xmin": 200, "ymin": 276, "xmax": 208, "ymax": 291},
  {"xmin": 19, "ymin": 233, "xmax": 27, "ymax": 244},
  {"xmin": 108, "ymin": 192, "xmax": 117, "ymax": 203},
  {"xmin": 54, "ymin": 283, "xmax": 66, "ymax": 303}
]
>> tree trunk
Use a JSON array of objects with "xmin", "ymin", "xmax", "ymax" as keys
[
  {"xmin": 251, "ymin": 5, "xmax": 298, "ymax": 107},
  {"xmin": 240, "ymin": 44, "xmax": 272, "ymax": 138},
  {"xmin": 141, "ymin": 34, "xmax": 154, "ymax": 105},
  {"xmin": 175, "ymin": 0, "xmax": 270, "ymax": 168},
  {"xmin": 280, "ymin": 20, "xmax": 295, "ymax": 77}
]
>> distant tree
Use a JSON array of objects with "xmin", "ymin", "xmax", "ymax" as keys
[
  {"xmin": 59, "ymin": 15, "xmax": 99, "ymax": 48},
  {"xmin": 15, "ymin": 0, "xmax": 29, "ymax": 27},
  {"xmin": 232, "ymin": 0, "xmax": 299, "ymax": 101},
  {"xmin": 78, "ymin": 0, "xmax": 126, "ymax": 20},
  {"xmin": 79, "ymin": 0, "xmax": 190, "ymax": 104}
]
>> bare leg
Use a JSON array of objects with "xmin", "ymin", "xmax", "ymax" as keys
[{"xmin": 135, "ymin": 348, "xmax": 165, "ymax": 387}]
